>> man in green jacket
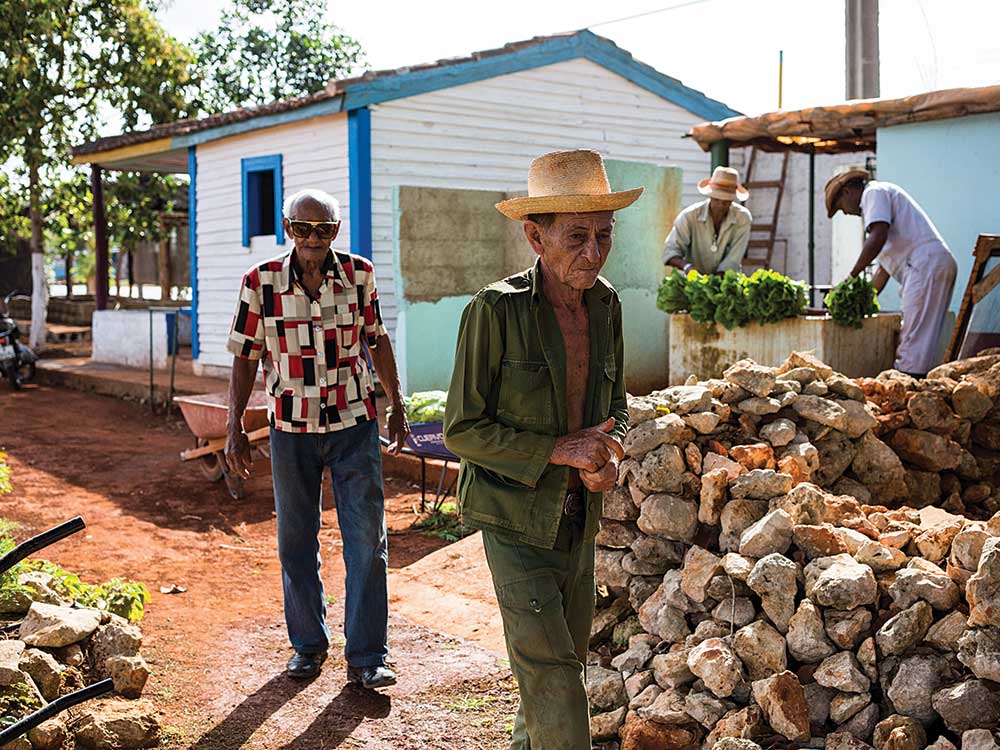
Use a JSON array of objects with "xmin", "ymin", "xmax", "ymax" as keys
[{"xmin": 444, "ymin": 149, "xmax": 640, "ymax": 749}]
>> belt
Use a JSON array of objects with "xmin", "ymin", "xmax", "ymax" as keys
[{"xmin": 563, "ymin": 488, "xmax": 585, "ymax": 518}]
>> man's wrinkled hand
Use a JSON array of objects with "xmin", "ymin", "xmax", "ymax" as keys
[
  {"xmin": 580, "ymin": 455, "xmax": 619, "ymax": 493},
  {"xmin": 386, "ymin": 406, "xmax": 410, "ymax": 455},
  {"xmin": 225, "ymin": 430, "xmax": 253, "ymax": 479},
  {"xmin": 550, "ymin": 418, "xmax": 625, "ymax": 473}
]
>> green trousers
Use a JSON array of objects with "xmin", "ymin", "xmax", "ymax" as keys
[{"xmin": 482, "ymin": 517, "xmax": 595, "ymax": 750}]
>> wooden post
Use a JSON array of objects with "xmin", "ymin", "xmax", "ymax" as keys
[
  {"xmin": 91, "ymin": 164, "xmax": 110, "ymax": 311},
  {"xmin": 158, "ymin": 218, "xmax": 173, "ymax": 302}
]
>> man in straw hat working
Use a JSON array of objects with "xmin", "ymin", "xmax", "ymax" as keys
[
  {"xmin": 826, "ymin": 170, "xmax": 957, "ymax": 377},
  {"xmin": 663, "ymin": 165, "xmax": 753, "ymax": 274},
  {"xmin": 444, "ymin": 150, "xmax": 639, "ymax": 748}
]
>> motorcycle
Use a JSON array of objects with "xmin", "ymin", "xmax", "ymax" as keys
[{"xmin": 0, "ymin": 292, "xmax": 37, "ymax": 389}]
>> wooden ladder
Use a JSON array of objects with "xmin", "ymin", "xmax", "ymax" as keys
[{"xmin": 741, "ymin": 147, "xmax": 790, "ymax": 272}]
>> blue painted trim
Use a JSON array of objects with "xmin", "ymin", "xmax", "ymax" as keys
[
  {"xmin": 348, "ymin": 108, "xmax": 372, "ymax": 260},
  {"xmin": 172, "ymin": 97, "xmax": 345, "ymax": 149},
  {"xmin": 340, "ymin": 31, "xmax": 740, "ymax": 121},
  {"xmin": 166, "ymin": 32, "xmax": 738, "ymax": 154},
  {"xmin": 240, "ymin": 154, "xmax": 284, "ymax": 247},
  {"xmin": 187, "ymin": 146, "xmax": 199, "ymax": 359}
]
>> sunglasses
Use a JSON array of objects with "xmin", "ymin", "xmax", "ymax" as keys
[{"xmin": 288, "ymin": 220, "xmax": 340, "ymax": 240}]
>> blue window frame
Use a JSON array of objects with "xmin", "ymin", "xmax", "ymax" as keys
[{"xmin": 241, "ymin": 154, "xmax": 283, "ymax": 247}]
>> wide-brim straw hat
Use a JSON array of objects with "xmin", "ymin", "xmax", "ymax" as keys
[
  {"xmin": 495, "ymin": 150, "xmax": 644, "ymax": 220},
  {"xmin": 697, "ymin": 166, "xmax": 749, "ymax": 202},
  {"xmin": 825, "ymin": 169, "xmax": 870, "ymax": 218}
]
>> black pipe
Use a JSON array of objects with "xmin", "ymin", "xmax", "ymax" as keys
[
  {"xmin": 0, "ymin": 679, "xmax": 114, "ymax": 745},
  {"xmin": 0, "ymin": 517, "xmax": 85, "ymax": 577}
]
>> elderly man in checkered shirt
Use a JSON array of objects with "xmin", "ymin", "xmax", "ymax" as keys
[{"xmin": 225, "ymin": 188, "xmax": 409, "ymax": 688}]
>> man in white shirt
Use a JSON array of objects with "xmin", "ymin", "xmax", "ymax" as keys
[
  {"xmin": 663, "ymin": 166, "xmax": 753, "ymax": 274},
  {"xmin": 826, "ymin": 170, "xmax": 958, "ymax": 377}
]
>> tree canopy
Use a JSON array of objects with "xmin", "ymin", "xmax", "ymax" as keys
[{"xmin": 189, "ymin": 0, "xmax": 365, "ymax": 114}]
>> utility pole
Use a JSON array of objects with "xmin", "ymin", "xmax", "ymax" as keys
[{"xmin": 845, "ymin": 0, "xmax": 880, "ymax": 99}]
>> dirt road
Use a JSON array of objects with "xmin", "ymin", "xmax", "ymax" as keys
[{"xmin": 2, "ymin": 384, "xmax": 516, "ymax": 749}]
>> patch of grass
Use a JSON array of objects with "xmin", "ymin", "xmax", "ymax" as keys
[
  {"xmin": 446, "ymin": 694, "xmax": 495, "ymax": 712},
  {"xmin": 412, "ymin": 501, "xmax": 476, "ymax": 543},
  {"xmin": 325, "ymin": 593, "xmax": 338, "ymax": 605}
]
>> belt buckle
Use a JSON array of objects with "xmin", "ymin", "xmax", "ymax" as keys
[{"xmin": 563, "ymin": 489, "xmax": 584, "ymax": 517}]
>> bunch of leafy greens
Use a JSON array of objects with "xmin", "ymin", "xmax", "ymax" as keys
[
  {"xmin": 685, "ymin": 271, "xmax": 723, "ymax": 324},
  {"xmin": 712, "ymin": 270, "xmax": 751, "ymax": 330},
  {"xmin": 656, "ymin": 270, "xmax": 690, "ymax": 314},
  {"xmin": 656, "ymin": 268, "xmax": 807, "ymax": 328},
  {"xmin": 744, "ymin": 269, "xmax": 808, "ymax": 325},
  {"xmin": 825, "ymin": 275, "xmax": 880, "ymax": 328},
  {"xmin": 403, "ymin": 391, "xmax": 448, "ymax": 423},
  {"xmin": 0, "ymin": 521, "xmax": 150, "ymax": 621}
]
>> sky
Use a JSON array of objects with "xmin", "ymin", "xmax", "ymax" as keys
[{"xmin": 158, "ymin": 0, "xmax": 1000, "ymax": 117}]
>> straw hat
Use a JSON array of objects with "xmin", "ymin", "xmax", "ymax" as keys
[
  {"xmin": 825, "ymin": 169, "xmax": 870, "ymax": 218},
  {"xmin": 495, "ymin": 150, "xmax": 644, "ymax": 220},
  {"xmin": 698, "ymin": 166, "xmax": 749, "ymax": 202}
]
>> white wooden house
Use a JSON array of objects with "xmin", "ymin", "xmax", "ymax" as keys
[{"xmin": 73, "ymin": 30, "xmax": 738, "ymax": 377}]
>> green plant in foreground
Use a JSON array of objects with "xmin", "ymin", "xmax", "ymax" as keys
[
  {"xmin": 0, "ymin": 453, "xmax": 12, "ymax": 496},
  {"xmin": 0, "ymin": 523, "xmax": 150, "ymax": 621},
  {"xmin": 0, "ymin": 682, "xmax": 42, "ymax": 726},
  {"xmin": 825, "ymin": 275, "xmax": 880, "ymax": 328}
]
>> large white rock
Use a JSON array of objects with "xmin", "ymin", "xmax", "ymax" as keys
[{"xmin": 18, "ymin": 602, "xmax": 101, "ymax": 648}]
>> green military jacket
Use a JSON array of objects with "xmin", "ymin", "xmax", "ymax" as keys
[{"xmin": 443, "ymin": 260, "xmax": 630, "ymax": 549}]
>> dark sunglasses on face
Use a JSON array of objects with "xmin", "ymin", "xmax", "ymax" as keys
[{"xmin": 289, "ymin": 220, "xmax": 339, "ymax": 239}]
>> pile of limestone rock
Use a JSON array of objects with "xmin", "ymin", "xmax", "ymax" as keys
[
  {"xmin": 588, "ymin": 351, "xmax": 1000, "ymax": 750},
  {"xmin": 1, "ymin": 596, "xmax": 159, "ymax": 749}
]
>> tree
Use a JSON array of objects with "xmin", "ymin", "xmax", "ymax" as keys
[
  {"xmin": 190, "ymin": 0, "xmax": 365, "ymax": 115},
  {"xmin": 0, "ymin": 0, "xmax": 193, "ymax": 348}
]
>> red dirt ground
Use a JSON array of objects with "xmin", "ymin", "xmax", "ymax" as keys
[{"xmin": 2, "ymin": 383, "xmax": 517, "ymax": 749}]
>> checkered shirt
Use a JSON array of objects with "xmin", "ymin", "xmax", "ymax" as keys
[{"xmin": 226, "ymin": 249, "xmax": 388, "ymax": 433}]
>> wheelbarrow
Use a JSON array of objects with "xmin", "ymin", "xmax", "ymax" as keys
[
  {"xmin": 174, "ymin": 391, "xmax": 271, "ymax": 499},
  {"xmin": 0, "ymin": 517, "xmax": 114, "ymax": 746}
]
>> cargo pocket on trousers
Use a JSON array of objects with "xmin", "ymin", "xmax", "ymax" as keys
[{"xmin": 495, "ymin": 574, "xmax": 566, "ymax": 665}]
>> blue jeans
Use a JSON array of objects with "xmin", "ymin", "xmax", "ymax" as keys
[{"xmin": 269, "ymin": 419, "xmax": 388, "ymax": 668}]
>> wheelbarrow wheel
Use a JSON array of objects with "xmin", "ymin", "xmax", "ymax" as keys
[{"xmin": 196, "ymin": 442, "xmax": 224, "ymax": 482}]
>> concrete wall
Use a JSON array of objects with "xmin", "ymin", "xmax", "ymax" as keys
[
  {"xmin": 875, "ymin": 113, "xmax": 1000, "ymax": 313},
  {"xmin": 372, "ymin": 57, "xmax": 716, "ymax": 346},
  {"xmin": 92, "ymin": 310, "xmax": 184, "ymax": 369},
  {"xmin": 392, "ymin": 160, "xmax": 682, "ymax": 395},
  {"xmin": 193, "ymin": 113, "xmax": 350, "ymax": 376}
]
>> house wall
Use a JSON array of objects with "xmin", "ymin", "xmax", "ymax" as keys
[
  {"xmin": 192, "ymin": 113, "xmax": 350, "ymax": 374},
  {"xmin": 875, "ymin": 112, "xmax": 1000, "ymax": 313},
  {"xmin": 371, "ymin": 57, "xmax": 716, "ymax": 342}
]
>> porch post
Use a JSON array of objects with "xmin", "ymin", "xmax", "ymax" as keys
[{"xmin": 91, "ymin": 164, "xmax": 110, "ymax": 310}]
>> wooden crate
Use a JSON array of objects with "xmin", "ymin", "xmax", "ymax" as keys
[{"xmin": 667, "ymin": 313, "xmax": 901, "ymax": 385}]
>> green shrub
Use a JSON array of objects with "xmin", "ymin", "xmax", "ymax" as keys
[{"xmin": 0, "ymin": 521, "xmax": 150, "ymax": 621}]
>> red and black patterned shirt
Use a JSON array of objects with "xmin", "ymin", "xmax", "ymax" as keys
[{"xmin": 226, "ymin": 249, "xmax": 387, "ymax": 433}]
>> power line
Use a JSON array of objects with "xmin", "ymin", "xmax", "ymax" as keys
[{"xmin": 584, "ymin": 0, "xmax": 715, "ymax": 30}]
